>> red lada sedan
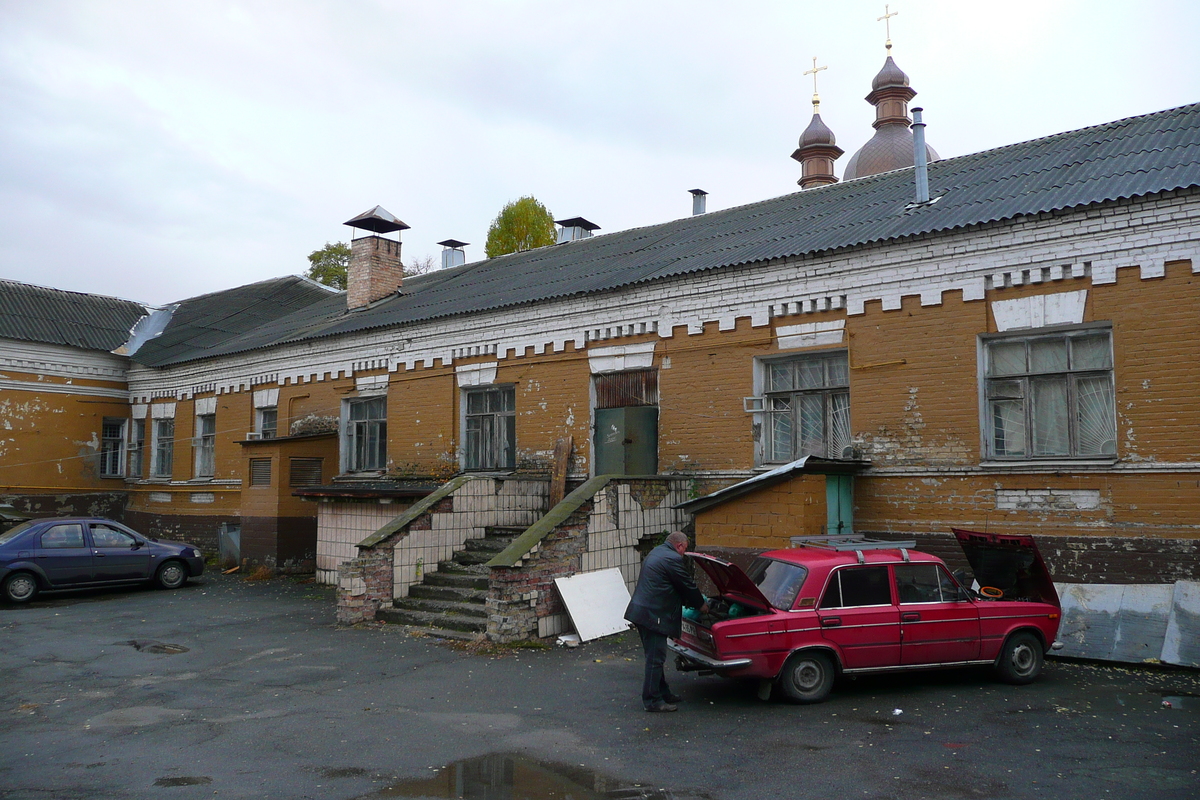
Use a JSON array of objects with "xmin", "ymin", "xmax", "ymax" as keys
[{"xmin": 669, "ymin": 529, "xmax": 1063, "ymax": 703}]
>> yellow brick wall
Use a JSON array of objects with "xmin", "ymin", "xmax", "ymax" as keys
[{"xmin": 695, "ymin": 475, "xmax": 826, "ymax": 550}]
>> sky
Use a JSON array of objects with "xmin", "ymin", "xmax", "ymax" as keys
[{"xmin": 1, "ymin": 0, "xmax": 1197, "ymax": 307}]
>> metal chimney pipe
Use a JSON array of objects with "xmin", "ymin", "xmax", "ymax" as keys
[
  {"xmin": 689, "ymin": 189, "xmax": 708, "ymax": 216},
  {"xmin": 911, "ymin": 107, "xmax": 930, "ymax": 204}
]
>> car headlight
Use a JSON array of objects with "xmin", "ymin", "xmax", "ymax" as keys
[{"xmin": 189, "ymin": 548, "xmax": 202, "ymax": 558}]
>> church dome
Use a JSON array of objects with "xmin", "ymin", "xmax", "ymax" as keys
[
  {"xmin": 799, "ymin": 112, "xmax": 837, "ymax": 148},
  {"xmin": 871, "ymin": 55, "xmax": 910, "ymax": 91},
  {"xmin": 843, "ymin": 126, "xmax": 939, "ymax": 181}
]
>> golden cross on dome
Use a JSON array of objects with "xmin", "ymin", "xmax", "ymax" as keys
[
  {"xmin": 878, "ymin": 4, "xmax": 899, "ymax": 52},
  {"xmin": 803, "ymin": 57, "xmax": 828, "ymax": 111}
]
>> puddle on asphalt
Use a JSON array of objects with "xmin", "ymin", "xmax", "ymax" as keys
[
  {"xmin": 357, "ymin": 753, "xmax": 713, "ymax": 799},
  {"xmin": 154, "ymin": 776, "xmax": 212, "ymax": 787},
  {"xmin": 121, "ymin": 639, "xmax": 190, "ymax": 655}
]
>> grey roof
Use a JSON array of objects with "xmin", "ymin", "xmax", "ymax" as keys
[
  {"xmin": 138, "ymin": 102, "xmax": 1200, "ymax": 367},
  {"xmin": 131, "ymin": 276, "xmax": 335, "ymax": 367},
  {"xmin": 0, "ymin": 279, "xmax": 147, "ymax": 352}
]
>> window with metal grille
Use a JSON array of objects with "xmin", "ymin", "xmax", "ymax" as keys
[
  {"xmin": 984, "ymin": 327, "xmax": 1115, "ymax": 459},
  {"xmin": 346, "ymin": 397, "xmax": 386, "ymax": 471},
  {"xmin": 100, "ymin": 418, "xmax": 124, "ymax": 477},
  {"xmin": 152, "ymin": 418, "xmax": 174, "ymax": 478},
  {"xmin": 194, "ymin": 413, "xmax": 216, "ymax": 477},
  {"xmin": 763, "ymin": 352, "xmax": 851, "ymax": 463},
  {"xmin": 595, "ymin": 369, "xmax": 658, "ymax": 408},
  {"xmin": 249, "ymin": 458, "xmax": 272, "ymax": 486},
  {"xmin": 289, "ymin": 458, "xmax": 324, "ymax": 486},
  {"xmin": 465, "ymin": 386, "xmax": 515, "ymax": 470},
  {"xmin": 128, "ymin": 419, "xmax": 145, "ymax": 477}
]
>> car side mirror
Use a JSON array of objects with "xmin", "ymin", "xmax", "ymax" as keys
[{"xmin": 131, "ymin": 540, "xmax": 144, "ymax": 550}]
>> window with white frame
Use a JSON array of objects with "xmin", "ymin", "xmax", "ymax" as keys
[
  {"xmin": 984, "ymin": 327, "xmax": 1115, "ymax": 459},
  {"xmin": 99, "ymin": 418, "xmax": 125, "ymax": 477},
  {"xmin": 256, "ymin": 407, "xmax": 278, "ymax": 439},
  {"xmin": 128, "ymin": 418, "xmax": 145, "ymax": 477},
  {"xmin": 465, "ymin": 386, "xmax": 515, "ymax": 470},
  {"xmin": 345, "ymin": 396, "xmax": 387, "ymax": 471},
  {"xmin": 152, "ymin": 418, "xmax": 175, "ymax": 478},
  {"xmin": 194, "ymin": 414, "xmax": 216, "ymax": 477},
  {"xmin": 763, "ymin": 351, "xmax": 851, "ymax": 462}
]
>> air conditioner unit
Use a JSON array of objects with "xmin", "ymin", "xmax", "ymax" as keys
[{"xmin": 245, "ymin": 432, "xmax": 262, "ymax": 440}]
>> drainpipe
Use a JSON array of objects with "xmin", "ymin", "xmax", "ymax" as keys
[{"xmin": 912, "ymin": 107, "xmax": 930, "ymax": 204}]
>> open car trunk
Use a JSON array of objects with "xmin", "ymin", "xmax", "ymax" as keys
[
  {"xmin": 952, "ymin": 528, "xmax": 1059, "ymax": 605},
  {"xmin": 683, "ymin": 553, "xmax": 774, "ymax": 626}
]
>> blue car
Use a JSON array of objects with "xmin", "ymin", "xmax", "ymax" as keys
[{"xmin": 0, "ymin": 517, "xmax": 204, "ymax": 604}]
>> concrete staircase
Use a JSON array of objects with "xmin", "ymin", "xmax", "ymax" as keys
[{"xmin": 377, "ymin": 526, "xmax": 524, "ymax": 636}]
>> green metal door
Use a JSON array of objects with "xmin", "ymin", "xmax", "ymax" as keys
[
  {"xmin": 593, "ymin": 407, "xmax": 659, "ymax": 475},
  {"xmin": 826, "ymin": 474, "xmax": 854, "ymax": 535}
]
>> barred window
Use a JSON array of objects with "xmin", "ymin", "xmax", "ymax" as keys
[
  {"xmin": 984, "ymin": 328, "xmax": 1115, "ymax": 459},
  {"xmin": 763, "ymin": 352, "xmax": 851, "ymax": 462}
]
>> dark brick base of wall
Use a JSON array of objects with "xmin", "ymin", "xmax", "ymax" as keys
[
  {"xmin": 123, "ymin": 510, "xmax": 238, "ymax": 556},
  {"xmin": 704, "ymin": 532, "xmax": 1200, "ymax": 586},
  {"xmin": 1, "ymin": 492, "xmax": 126, "ymax": 521},
  {"xmin": 241, "ymin": 516, "xmax": 316, "ymax": 574}
]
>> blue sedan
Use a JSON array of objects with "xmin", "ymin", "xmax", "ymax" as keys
[{"xmin": 0, "ymin": 517, "xmax": 204, "ymax": 603}]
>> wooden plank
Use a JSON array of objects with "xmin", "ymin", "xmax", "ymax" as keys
[{"xmin": 549, "ymin": 435, "xmax": 572, "ymax": 509}]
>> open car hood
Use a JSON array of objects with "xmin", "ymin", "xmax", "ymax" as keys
[
  {"xmin": 686, "ymin": 553, "xmax": 774, "ymax": 612},
  {"xmin": 952, "ymin": 528, "xmax": 1059, "ymax": 606}
]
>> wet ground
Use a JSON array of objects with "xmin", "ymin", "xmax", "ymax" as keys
[{"xmin": 1, "ymin": 572, "xmax": 1197, "ymax": 799}]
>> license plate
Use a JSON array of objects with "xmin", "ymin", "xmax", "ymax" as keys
[{"xmin": 681, "ymin": 620, "xmax": 696, "ymax": 638}]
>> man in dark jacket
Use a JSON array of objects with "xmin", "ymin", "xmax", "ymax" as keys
[{"xmin": 624, "ymin": 531, "xmax": 708, "ymax": 711}]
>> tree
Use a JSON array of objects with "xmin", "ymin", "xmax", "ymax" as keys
[
  {"xmin": 405, "ymin": 254, "xmax": 436, "ymax": 276},
  {"xmin": 305, "ymin": 242, "xmax": 350, "ymax": 289},
  {"xmin": 484, "ymin": 196, "xmax": 556, "ymax": 258}
]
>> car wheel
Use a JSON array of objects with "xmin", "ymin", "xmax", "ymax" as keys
[
  {"xmin": 155, "ymin": 561, "xmax": 187, "ymax": 590},
  {"xmin": 996, "ymin": 631, "xmax": 1044, "ymax": 685},
  {"xmin": 3, "ymin": 572, "xmax": 39, "ymax": 604},
  {"xmin": 779, "ymin": 651, "xmax": 835, "ymax": 704}
]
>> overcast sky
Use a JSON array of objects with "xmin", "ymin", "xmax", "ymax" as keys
[{"xmin": 1, "ymin": 0, "xmax": 1197, "ymax": 307}]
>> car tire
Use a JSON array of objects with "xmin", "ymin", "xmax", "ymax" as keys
[
  {"xmin": 779, "ymin": 650, "xmax": 835, "ymax": 704},
  {"xmin": 155, "ymin": 561, "xmax": 187, "ymax": 590},
  {"xmin": 996, "ymin": 631, "xmax": 1044, "ymax": 685},
  {"xmin": 3, "ymin": 572, "xmax": 39, "ymax": 604}
]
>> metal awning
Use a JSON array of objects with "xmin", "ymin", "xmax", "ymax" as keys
[{"xmin": 674, "ymin": 455, "xmax": 867, "ymax": 515}]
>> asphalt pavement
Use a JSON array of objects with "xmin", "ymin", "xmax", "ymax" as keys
[{"xmin": 1, "ymin": 571, "xmax": 1197, "ymax": 800}]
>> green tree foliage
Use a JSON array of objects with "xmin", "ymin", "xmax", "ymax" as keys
[
  {"xmin": 305, "ymin": 242, "xmax": 434, "ymax": 289},
  {"xmin": 484, "ymin": 196, "xmax": 556, "ymax": 258},
  {"xmin": 304, "ymin": 241, "xmax": 350, "ymax": 289}
]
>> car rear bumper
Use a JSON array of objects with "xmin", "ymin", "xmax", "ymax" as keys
[{"xmin": 668, "ymin": 639, "xmax": 752, "ymax": 671}]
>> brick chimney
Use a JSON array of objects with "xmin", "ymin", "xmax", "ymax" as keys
[{"xmin": 343, "ymin": 205, "xmax": 410, "ymax": 310}]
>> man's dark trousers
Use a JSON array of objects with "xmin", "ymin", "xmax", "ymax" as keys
[{"xmin": 637, "ymin": 625, "xmax": 671, "ymax": 709}]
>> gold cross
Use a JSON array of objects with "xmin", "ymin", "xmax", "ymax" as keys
[
  {"xmin": 878, "ymin": 3, "xmax": 899, "ymax": 51},
  {"xmin": 801, "ymin": 56, "xmax": 830, "ymax": 107}
]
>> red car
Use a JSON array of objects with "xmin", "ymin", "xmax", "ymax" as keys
[{"xmin": 669, "ymin": 530, "xmax": 1063, "ymax": 703}]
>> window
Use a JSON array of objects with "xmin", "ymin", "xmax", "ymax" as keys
[
  {"xmin": 128, "ymin": 419, "xmax": 145, "ymax": 478},
  {"xmin": 289, "ymin": 458, "xmax": 323, "ymax": 487},
  {"xmin": 984, "ymin": 328, "xmax": 1115, "ymax": 459},
  {"xmin": 894, "ymin": 563, "xmax": 968, "ymax": 603},
  {"xmin": 90, "ymin": 524, "xmax": 136, "ymax": 549},
  {"xmin": 819, "ymin": 566, "xmax": 891, "ymax": 608},
  {"xmin": 194, "ymin": 414, "xmax": 216, "ymax": 478},
  {"xmin": 99, "ymin": 418, "xmax": 125, "ymax": 477},
  {"xmin": 249, "ymin": 458, "xmax": 272, "ymax": 486},
  {"xmin": 257, "ymin": 407, "xmax": 278, "ymax": 439},
  {"xmin": 152, "ymin": 419, "xmax": 175, "ymax": 478},
  {"xmin": 346, "ymin": 397, "xmax": 387, "ymax": 471},
  {"xmin": 40, "ymin": 524, "xmax": 85, "ymax": 549},
  {"xmin": 745, "ymin": 557, "xmax": 809, "ymax": 609},
  {"xmin": 764, "ymin": 352, "xmax": 851, "ymax": 462},
  {"xmin": 465, "ymin": 386, "xmax": 515, "ymax": 470}
]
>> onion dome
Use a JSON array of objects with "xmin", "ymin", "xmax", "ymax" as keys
[{"xmin": 842, "ymin": 55, "xmax": 939, "ymax": 181}]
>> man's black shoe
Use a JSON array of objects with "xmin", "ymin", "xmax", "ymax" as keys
[
  {"xmin": 645, "ymin": 702, "xmax": 678, "ymax": 712},
  {"xmin": 663, "ymin": 693, "xmax": 682, "ymax": 704}
]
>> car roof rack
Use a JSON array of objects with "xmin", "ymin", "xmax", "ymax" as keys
[{"xmin": 789, "ymin": 534, "xmax": 918, "ymax": 565}]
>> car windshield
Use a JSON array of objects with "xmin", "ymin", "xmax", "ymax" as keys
[
  {"xmin": 745, "ymin": 557, "xmax": 808, "ymax": 609},
  {"xmin": 0, "ymin": 521, "xmax": 35, "ymax": 545}
]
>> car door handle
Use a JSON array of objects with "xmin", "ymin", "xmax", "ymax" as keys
[
  {"xmin": 901, "ymin": 612, "xmax": 920, "ymax": 622},
  {"xmin": 93, "ymin": 551, "xmax": 105, "ymax": 557},
  {"xmin": 820, "ymin": 617, "xmax": 841, "ymax": 628}
]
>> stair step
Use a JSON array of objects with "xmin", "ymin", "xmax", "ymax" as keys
[
  {"xmin": 453, "ymin": 549, "xmax": 497, "ymax": 566},
  {"xmin": 408, "ymin": 584, "xmax": 487, "ymax": 603},
  {"xmin": 423, "ymin": 570, "xmax": 489, "ymax": 591},
  {"xmin": 378, "ymin": 607, "xmax": 487, "ymax": 633},
  {"xmin": 393, "ymin": 597, "xmax": 487, "ymax": 618},
  {"xmin": 463, "ymin": 536, "xmax": 514, "ymax": 554},
  {"xmin": 486, "ymin": 526, "xmax": 528, "ymax": 536}
]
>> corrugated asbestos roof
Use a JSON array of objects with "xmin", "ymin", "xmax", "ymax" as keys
[
  {"xmin": 131, "ymin": 276, "xmax": 336, "ymax": 367},
  {"xmin": 0, "ymin": 280, "xmax": 147, "ymax": 352},
  {"xmin": 136, "ymin": 103, "xmax": 1200, "ymax": 367}
]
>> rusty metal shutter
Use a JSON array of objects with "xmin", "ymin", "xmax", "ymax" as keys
[
  {"xmin": 595, "ymin": 369, "xmax": 658, "ymax": 409},
  {"xmin": 289, "ymin": 458, "xmax": 324, "ymax": 486},
  {"xmin": 249, "ymin": 458, "xmax": 272, "ymax": 486}
]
